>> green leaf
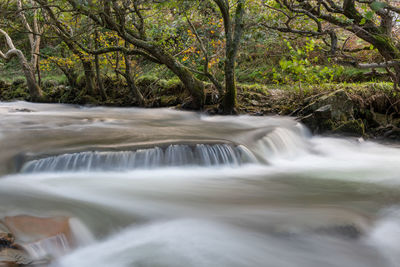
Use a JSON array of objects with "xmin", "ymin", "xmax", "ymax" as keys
[
  {"xmin": 365, "ymin": 11, "xmax": 374, "ymax": 20},
  {"xmin": 370, "ymin": 1, "xmax": 386, "ymax": 11},
  {"xmin": 360, "ymin": 18, "xmax": 366, "ymax": 25}
]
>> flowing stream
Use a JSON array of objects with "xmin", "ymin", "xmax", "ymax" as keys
[{"xmin": 1, "ymin": 101, "xmax": 400, "ymax": 267}]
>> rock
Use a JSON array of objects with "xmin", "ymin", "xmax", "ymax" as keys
[
  {"xmin": 314, "ymin": 104, "xmax": 332, "ymax": 120},
  {"xmin": 332, "ymin": 119, "xmax": 365, "ymax": 136},
  {"xmin": 383, "ymin": 126, "xmax": 400, "ymax": 140},
  {"xmin": 302, "ymin": 89, "xmax": 354, "ymax": 121},
  {"xmin": 0, "ymin": 248, "xmax": 32, "ymax": 266},
  {"xmin": 3, "ymin": 215, "xmax": 72, "ymax": 244},
  {"xmin": 0, "ymin": 216, "xmax": 75, "ymax": 266},
  {"xmin": 0, "ymin": 233, "xmax": 15, "ymax": 250},
  {"xmin": 298, "ymin": 90, "xmax": 365, "ymax": 135}
]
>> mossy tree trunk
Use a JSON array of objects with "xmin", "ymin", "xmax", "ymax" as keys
[{"xmin": 214, "ymin": 0, "xmax": 246, "ymax": 114}]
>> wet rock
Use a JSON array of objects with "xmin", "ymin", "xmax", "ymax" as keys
[
  {"xmin": 0, "ymin": 233, "xmax": 15, "ymax": 250},
  {"xmin": 0, "ymin": 216, "xmax": 74, "ymax": 266},
  {"xmin": 314, "ymin": 224, "xmax": 362, "ymax": 240},
  {"xmin": 3, "ymin": 216, "xmax": 72, "ymax": 244},
  {"xmin": 382, "ymin": 125, "xmax": 400, "ymax": 140},
  {"xmin": 0, "ymin": 248, "xmax": 32, "ymax": 266}
]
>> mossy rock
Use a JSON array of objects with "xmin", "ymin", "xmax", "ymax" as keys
[
  {"xmin": 302, "ymin": 89, "xmax": 354, "ymax": 121},
  {"xmin": 332, "ymin": 119, "xmax": 365, "ymax": 136}
]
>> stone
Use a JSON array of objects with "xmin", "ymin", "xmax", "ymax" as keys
[
  {"xmin": 3, "ymin": 215, "xmax": 72, "ymax": 244},
  {"xmin": 332, "ymin": 119, "xmax": 365, "ymax": 136},
  {"xmin": 302, "ymin": 89, "xmax": 354, "ymax": 121},
  {"xmin": 0, "ymin": 248, "xmax": 32, "ymax": 266},
  {"xmin": 0, "ymin": 233, "xmax": 15, "ymax": 250},
  {"xmin": 314, "ymin": 104, "xmax": 332, "ymax": 120}
]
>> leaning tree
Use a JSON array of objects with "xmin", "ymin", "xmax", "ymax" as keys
[
  {"xmin": 262, "ymin": 0, "xmax": 400, "ymax": 89},
  {"xmin": 0, "ymin": 29, "xmax": 43, "ymax": 100},
  {"xmin": 37, "ymin": 0, "xmax": 206, "ymax": 109}
]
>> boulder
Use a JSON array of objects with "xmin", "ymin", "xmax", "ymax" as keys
[
  {"xmin": 298, "ymin": 90, "xmax": 365, "ymax": 135},
  {"xmin": 332, "ymin": 119, "xmax": 365, "ymax": 136},
  {"xmin": 0, "ymin": 215, "xmax": 74, "ymax": 266},
  {"xmin": 302, "ymin": 89, "xmax": 354, "ymax": 121},
  {"xmin": 3, "ymin": 215, "xmax": 72, "ymax": 244}
]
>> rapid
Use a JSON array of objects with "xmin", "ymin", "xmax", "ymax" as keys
[{"xmin": 0, "ymin": 101, "xmax": 400, "ymax": 267}]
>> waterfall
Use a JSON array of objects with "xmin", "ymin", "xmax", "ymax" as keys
[{"xmin": 21, "ymin": 144, "xmax": 257, "ymax": 173}]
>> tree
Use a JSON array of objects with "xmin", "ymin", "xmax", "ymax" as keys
[
  {"xmin": 262, "ymin": 0, "xmax": 400, "ymax": 89},
  {"xmin": 48, "ymin": 0, "xmax": 206, "ymax": 109},
  {"xmin": 0, "ymin": 28, "xmax": 43, "ymax": 100},
  {"xmin": 16, "ymin": 0, "xmax": 45, "ymax": 85},
  {"xmin": 214, "ymin": 0, "xmax": 246, "ymax": 114},
  {"xmin": 35, "ymin": 0, "xmax": 106, "ymax": 99}
]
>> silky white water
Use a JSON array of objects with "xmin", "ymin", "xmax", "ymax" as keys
[{"xmin": 1, "ymin": 101, "xmax": 400, "ymax": 267}]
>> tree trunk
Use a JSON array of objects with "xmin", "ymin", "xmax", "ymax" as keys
[
  {"xmin": 82, "ymin": 60, "xmax": 97, "ymax": 96},
  {"xmin": 215, "ymin": 0, "xmax": 245, "ymax": 114},
  {"xmin": 222, "ymin": 56, "xmax": 237, "ymax": 114},
  {"xmin": 123, "ymin": 53, "xmax": 145, "ymax": 105},
  {"xmin": 158, "ymin": 50, "xmax": 204, "ymax": 109},
  {"xmin": 94, "ymin": 30, "xmax": 107, "ymax": 101},
  {"xmin": 18, "ymin": 51, "xmax": 43, "ymax": 101}
]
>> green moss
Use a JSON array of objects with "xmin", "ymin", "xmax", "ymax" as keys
[{"xmin": 333, "ymin": 119, "xmax": 365, "ymax": 136}]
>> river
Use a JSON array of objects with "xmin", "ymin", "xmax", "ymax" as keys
[{"xmin": 0, "ymin": 101, "xmax": 400, "ymax": 267}]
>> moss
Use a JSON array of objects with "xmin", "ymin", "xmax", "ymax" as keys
[{"xmin": 332, "ymin": 119, "xmax": 365, "ymax": 136}]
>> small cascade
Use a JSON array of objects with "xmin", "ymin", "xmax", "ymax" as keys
[
  {"xmin": 21, "ymin": 144, "xmax": 257, "ymax": 173},
  {"xmin": 255, "ymin": 125, "xmax": 310, "ymax": 159}
]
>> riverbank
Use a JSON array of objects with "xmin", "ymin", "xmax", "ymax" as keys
[{"xmin": 1, "ymin": 78, "xmax": 399, "ymax": 140}]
